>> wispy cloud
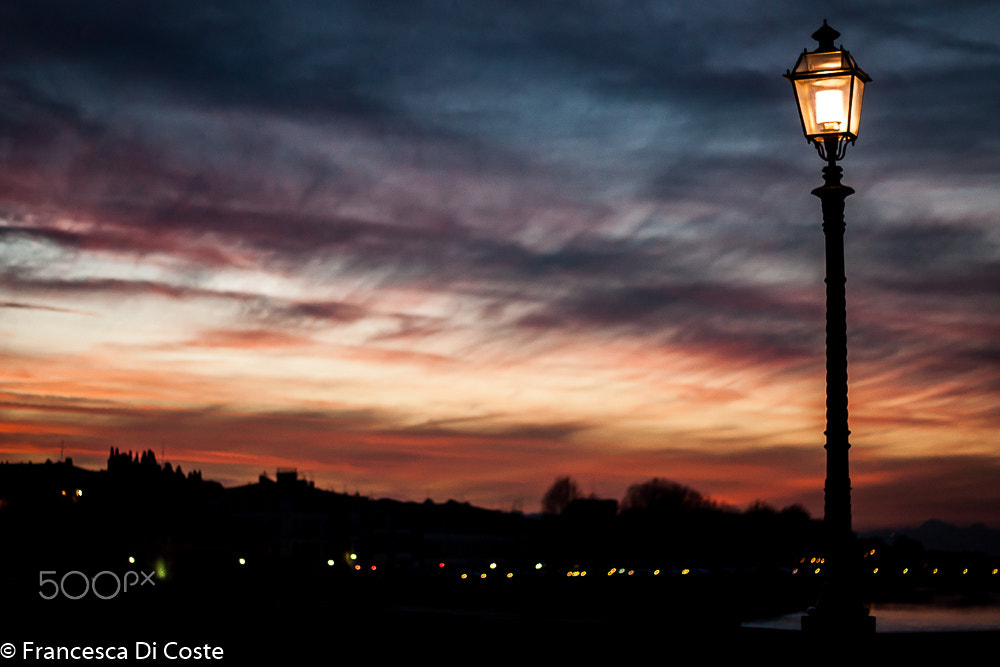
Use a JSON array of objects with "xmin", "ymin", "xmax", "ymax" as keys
[{"xmin": 1, "ymin": 1, "xmax": 998, "ymax": 527}]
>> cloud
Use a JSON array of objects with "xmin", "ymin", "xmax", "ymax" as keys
[
  {"xmin": 182, "ymin": 328, "xmax": 314, "ymax": 350},
  {"xmin": 0, "ymin": 1, "xmax": 998, "ymax": 528},
  {"xmin": 0, "ymin": 300, "xmax": 96, "ymax": 316}
]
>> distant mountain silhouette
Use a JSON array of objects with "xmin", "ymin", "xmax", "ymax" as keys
[{"xmin": 862, "ymin": 520, "xmax": 1000, "ymax": 557}]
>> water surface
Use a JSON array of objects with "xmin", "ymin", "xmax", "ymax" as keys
[{"xmin": 745, "ymin": 602, "xmax": 1000, "ymax": 633}]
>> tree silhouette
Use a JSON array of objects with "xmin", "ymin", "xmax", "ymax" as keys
[
  {"xmin": 620, "ymin": 478, "xmax": 714, "ymax": 514},
  {"xmin": 541, "ymin": 476, "xmax": 580, "ymax": 515}
]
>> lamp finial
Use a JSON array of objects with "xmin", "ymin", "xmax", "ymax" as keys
[{"xmin": 811, "ymin": 20, "xmax": 840, "ymax": 52}]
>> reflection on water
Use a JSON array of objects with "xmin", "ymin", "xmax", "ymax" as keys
[
  {"xmin": 868, "ymin": 602, "xmax": 1000, "ymax": 633},
  {"xmin": 745, "ymin": 601, "xmax": 1000, "ymax": 633}
]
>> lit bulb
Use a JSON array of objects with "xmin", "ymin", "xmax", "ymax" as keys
[{"xmin": 815, "ymin": 89, "xmax": 845, "ymax": 131}]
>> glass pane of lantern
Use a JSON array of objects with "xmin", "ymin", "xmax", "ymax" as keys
[
  {"xmin": 848, "ymin": 78, "xmax": 866, "ymax": 137},
  {"xmin": 793, "ymin": 75, "xmax": 852, "ymax": 137},
  {"xmin": 798, "ymin": 52, "xmax": 847, "ymax": 74}
]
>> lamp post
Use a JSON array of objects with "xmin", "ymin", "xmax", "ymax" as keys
[{"xmin": 784, "ymin": 21, "xmax": 875, "ymax": 634}]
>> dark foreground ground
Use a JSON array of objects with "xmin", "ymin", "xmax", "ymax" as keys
[{"xmin": 5, "ymin": 574, "xmax": 996, "ymax": 664}]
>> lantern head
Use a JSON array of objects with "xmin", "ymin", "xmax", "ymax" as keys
[{"xmin": 785, "ymin": 21, "xmax": 870, "ymax": 161}]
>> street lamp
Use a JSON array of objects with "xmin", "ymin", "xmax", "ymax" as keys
[{"xmin": 784, "ymin": 21, "xmax": 875, "ymax": 635}]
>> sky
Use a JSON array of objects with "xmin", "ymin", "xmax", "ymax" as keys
[{"xmin": 1, "ymin": 1, "xmax": 998, "ymax": 530}]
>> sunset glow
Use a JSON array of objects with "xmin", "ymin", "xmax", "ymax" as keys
[{"xmin": 1, "ymin": 2, "xmax": 998, "ymax": 530}]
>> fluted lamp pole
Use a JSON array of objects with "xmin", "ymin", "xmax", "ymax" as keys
[{"xmin": 784, "ymin": 21, "xmax": 875, "ymax": 635}]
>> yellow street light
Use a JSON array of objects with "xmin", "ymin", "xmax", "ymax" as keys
[{"xmin": 785, "ymin": 20, "xmax": 870, "ymax": 161}]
